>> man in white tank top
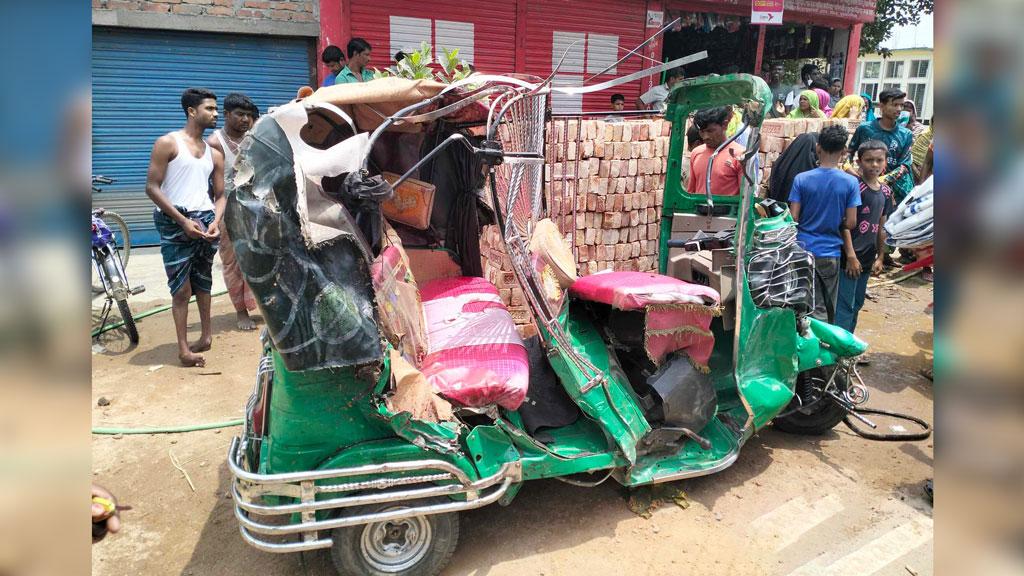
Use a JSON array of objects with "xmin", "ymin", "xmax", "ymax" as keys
[
  {"xmin": 208, "ymin": 93, "xmax": 259, "ymax": 331},
  {"xmin": 145, "ymin": 88, "xmax": 225, "ymax": 368}
]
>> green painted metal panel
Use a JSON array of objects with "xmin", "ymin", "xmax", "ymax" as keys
[
  {"xmin": 545, "ymin": 304, "xmax": 651, "ymax": 464},
  {"xmin": 262, "ymin": 351, "xmax": 392, "ymax": 474}
]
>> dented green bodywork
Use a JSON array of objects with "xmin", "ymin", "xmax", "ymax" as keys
[{"xmin": 254, "ymin": 74, "xmax": 867, "ymax": 505}]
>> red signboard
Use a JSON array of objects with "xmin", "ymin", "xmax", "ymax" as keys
[
  {"xmin": 786, "ymin": 0, "xmax": 876, "ymax": 23},
  {"xmin": 752, "ymin": 0, "xmax": 784, "ymax": 25}
]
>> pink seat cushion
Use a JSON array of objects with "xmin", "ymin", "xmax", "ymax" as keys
[
  {"xmin": 569, "ymin": 271, "xmax": 720, "ymax": 310},
  {"xmin": 419, "ymin": 277, "xmax": 529, "ymax": 410},
  {"xmin": 570, "ymin": 271, "xmax": 721, "ymax": 371}
]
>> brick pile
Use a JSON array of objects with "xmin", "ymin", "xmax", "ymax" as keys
[
  {"xmin": 478, "ymin": 115, "xmax": 859, "ymax": 329},
  {"xmin": 479, "ymin": 117, "xmax": 673, "ymax": 329},
  {"xmin": 755, "ymin": 117, "xmax": 863, "ymax": 196},
  {"xmin": 479, "ymin": 224, "xmax": 535, "ymax": 333},
  {"xmin": 545, "ymin": 118, "xmax": 674, "ymax": 275}
]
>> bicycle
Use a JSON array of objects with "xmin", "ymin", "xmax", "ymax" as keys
[{"xmin": 92, "ymin": 175, "xmax": 144, "ymax": 344}]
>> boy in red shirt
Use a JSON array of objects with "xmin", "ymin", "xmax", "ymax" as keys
[{"xmin": 687, "ymin": 106, "xmax": 745, "ymax": 197}]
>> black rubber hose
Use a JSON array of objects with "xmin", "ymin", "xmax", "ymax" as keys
[{"xmin": 843, "ymin": 407, "xmax": 932, "ymax": 441}]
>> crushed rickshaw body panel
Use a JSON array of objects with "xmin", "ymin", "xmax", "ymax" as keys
[{"xmin": 224, "ymin": 70, "xmax": 869, "ymax": 556}]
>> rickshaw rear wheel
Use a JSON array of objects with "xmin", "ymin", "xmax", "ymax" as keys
[
  {"xmin": 329, "ymin": 501, "xmax": 459, "ymax": 576},
  {"xmin": 773, "ymin": 366, "xmax": 849, "ymax": 435}
]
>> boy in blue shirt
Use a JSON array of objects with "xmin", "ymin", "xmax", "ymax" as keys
[
  {"xmin": 836, "ymin": 140, "xmax": 895, "ymax": 333},
  {"xmin": 789, "ymin": 125, "xmax": 861, "ymax": 323}
]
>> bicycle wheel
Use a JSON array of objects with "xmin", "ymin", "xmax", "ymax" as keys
[
  {"xmin": 91, "ymin": 212, "xmax": 131, "ymax": 293},
  {"xmin": 116, "ymin": 297, "xmax": 139, "ymax": 344}
]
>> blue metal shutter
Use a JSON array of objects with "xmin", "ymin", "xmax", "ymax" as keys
[{"xmin": 92, "ymin": 27, "xmax": 314, "ymax": 245}]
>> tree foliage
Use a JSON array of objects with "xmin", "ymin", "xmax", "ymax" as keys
[{"xmin": 860, "ymin": 0, "xmax": 934, "ymax": 56}]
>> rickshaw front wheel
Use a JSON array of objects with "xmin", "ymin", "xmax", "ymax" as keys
[
  {"xmin": 329, "ymin": 501, "xmax": 459, "ymax": 576},
  {"xmin": 773, "ymin": 367, "xmax": 849, "ymax": 435}
]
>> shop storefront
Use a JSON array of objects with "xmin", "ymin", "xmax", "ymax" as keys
[
  {"xmin": 661, "ymin": 0, "xmax": 875, "ymax": 95},
  {"xmin": 319, "ymin": 0, "xmax": 875, "ymax": 112}
]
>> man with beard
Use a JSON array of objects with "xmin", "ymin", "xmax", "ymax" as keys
[
  {"xmin": 145, "ymin": 88, "xmax": 225, "ymax": 367},
  {"xmin": 208, "ymin": 93, "xmax": 259, "ymax": 331}
]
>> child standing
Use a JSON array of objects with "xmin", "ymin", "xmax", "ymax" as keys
[
  {"xmin": 836, "ymin": 140, "xmax": 895, "ymax": 333},
  {"xmin": 788, "ymin": 125, "xmax": 861, "ymax": 323}
]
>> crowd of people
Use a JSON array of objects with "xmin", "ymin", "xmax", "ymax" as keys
[
  {"xmin": 677, "ymin": 62, "xmax": 934, "ymax": 343},
  {"xmin": 769, "ymin": 82, "xmax": 934, "ymax": 338}
]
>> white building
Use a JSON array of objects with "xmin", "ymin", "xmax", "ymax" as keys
[{"xmin": 855, "ymin": 15, "xmax": 934, "ymax": 120}]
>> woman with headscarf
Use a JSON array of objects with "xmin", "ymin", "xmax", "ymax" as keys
[
  {"xmin": 788, "ymin": 90, "xmax": 826, "ymax": 119},
  {"xmin": 831, "ymin": 93, "xmax": 872, "ymax": 121},
  {"xmin": 808, "ymin": 76, "xmax": 834, "ymax": 116},
  {"xmin": 768, "ymin": 132, "xmax": 819, "ymax": 203},
  {"xmin": 812, "ymin": 87, "xmax": 833, "ymax": 116},
  {"xmin": 863, "ymin": 94, "xmax": 876, "ymax": 121},
  {"xmin": 901, "ymin": 100, "xmax": 926, "ymax": 136}
]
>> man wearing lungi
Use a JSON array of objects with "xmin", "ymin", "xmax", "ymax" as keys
[
  {"xmin": 145, "ymin": 88, "xmax": 225, "ymax": 367},
  {"xmin": 208, "ymin": 92, "xmax": 259, "ymax": 331}
]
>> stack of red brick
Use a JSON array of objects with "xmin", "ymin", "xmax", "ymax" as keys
[
  {"xmin": 545, "ymin": 118, "xmax": 673, "ymax": 275},
  {"xmin": 477, "ymin": 115, "xmax": 862, "ymax": 329},
  {"xmin": 756, "ymin": 117, "xmax": 863, "ymax": 196},
  {"xmin": 479, "ymin": 224, "xmax": 535, "ymax": 329}
]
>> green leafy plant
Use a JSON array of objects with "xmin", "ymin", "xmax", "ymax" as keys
[
  {"xmin": 436, "ymin": 46, "xmax": 472, "ymax": 83},
  {"xmin": 372, "ymin": 42, "xmax": 472, "ymax": 84}
]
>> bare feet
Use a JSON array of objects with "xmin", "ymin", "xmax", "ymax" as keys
[
  {"xmin": 179, "ymin": 351, "xmax": 206, "ymax": 367},
  {"xmin": 189, "ymin": 336, "xmax": 212, "ymax": 353},
  {"xmin": 236, "ymin": 311, "xmax": 257, "ymax": 331}
]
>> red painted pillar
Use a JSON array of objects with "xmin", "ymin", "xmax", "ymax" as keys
[
  {"xmin": 642, "ymin": 0, "xmax": 665, "ymax": 93},
  {"xmin": 318, "ymin": 0, "xmax": 348, "ymax": 86},
  {"xmin": 844, "ymin": 23, "xmax": 863, "ymax": 96},
  {"xmin": 515, "ymin": 0, "xmax": 528, "ymax": 73},
  {"xmin": 754, "ymin": 25, "xmax": 766, "ymax": 75}
]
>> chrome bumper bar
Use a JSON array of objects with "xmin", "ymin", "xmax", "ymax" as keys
[{"xmin": 227, "ymin": 437, "xmax": 520, "ymax": 553}]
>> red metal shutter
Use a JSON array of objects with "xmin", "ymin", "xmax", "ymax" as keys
[
  {"xmin": 524, "ymin": 0, "xmax": 647, "ymax": 114},
  {"xmin": 348, "ymin": 0, "xmax": 516, "ymax": 75}
]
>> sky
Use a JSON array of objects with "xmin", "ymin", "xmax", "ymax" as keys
[{"xmin": 881, "ymin": 13, "xmax": 934, "ymax": 50}]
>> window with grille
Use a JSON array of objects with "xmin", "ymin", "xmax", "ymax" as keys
[
  {"xmin": 908, "ymin": 83, "xmax": 927, "ymax": 115},
  {"xmin": 910, "ymin": 60, "xmax": 930, "ymax": 78},
  {"xmin": 883, "ymin": 82, "xmax": 903, "ymax": 93},
  {"xmin": 860, "ymin": 83, "xmax": 878, "ymax": 101},
  {"xmin": 550, "ymin": 31, "xmax": 620, "ymax": 114},
  {"xmin": 390, "ymin": 16, "xmax": 475, "ymax": 64},
  {"xmin": 884, "ymin": 61, "xmax": 904, "ymax": 78},
  {"xmin": 863, "ymin": 61, "xmax": 881, "ymax": 79}
]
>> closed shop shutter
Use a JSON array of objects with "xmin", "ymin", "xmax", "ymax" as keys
[
  {"xmin": 348, "ymin": 0, "xmax": 516, "ymax": 75},
  {"xmin": 524, "ymin": 0, "xmax": 647, "ymax": 114},
  {"xmin": 92, "ymin": 28, "xmax": 314, "ymax": 245}
]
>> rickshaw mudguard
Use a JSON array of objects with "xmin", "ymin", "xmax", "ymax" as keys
[
  {"xmin": 544, "ymin": 306, "xmax": 652, "ymax": 464},
  {"xmin": 807, "ymin": 317, "xmax": 868, "ymax": 358}
]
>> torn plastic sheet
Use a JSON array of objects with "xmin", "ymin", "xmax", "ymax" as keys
[{"xmin": 225, "ymin": 109, "xmax": 382, "ymax": 371}]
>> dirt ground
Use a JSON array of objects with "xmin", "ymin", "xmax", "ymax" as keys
[{"xmin": 91, "ymin": 275, "xmax": 934, "ymax": 576}]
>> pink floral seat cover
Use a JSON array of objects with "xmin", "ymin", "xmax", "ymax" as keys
[
  {"xmin": 569, "ymin": 271, "xmax": 722, "ymax": 371},
  {"xmin": 419, "ymin": 276, "xmax": 529, "ymax": 410}
]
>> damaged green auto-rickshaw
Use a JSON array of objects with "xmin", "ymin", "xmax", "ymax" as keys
[{"xmin": 224, "ymin": 69, "xmax": 874, "ymax": 576}]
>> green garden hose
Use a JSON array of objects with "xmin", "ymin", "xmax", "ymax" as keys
[
  {"xmin": 92, "ymin": 289, "xmax": 228, "ymax": 338},
  {"xmin": 92, "ymin": 419, "xmax": 243, "ymax": 435}
]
